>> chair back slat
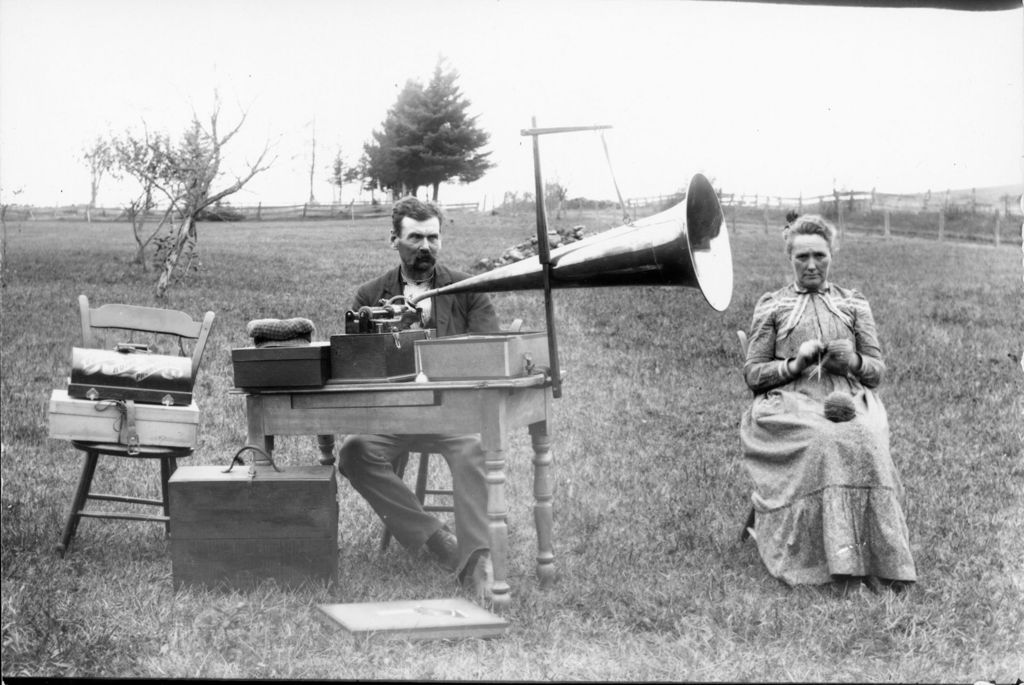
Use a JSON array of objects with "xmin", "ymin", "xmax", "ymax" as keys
[
  {"xmin": 82, "ymin": 303, "xmax": 202, "ymax": 342},
  {"xmin": 78, "ymin": 295, "xmax": 215, "ymax": 383},
  {"xmin": 736, "ymin": 330, "xmax": 749, "ymax": 357}
]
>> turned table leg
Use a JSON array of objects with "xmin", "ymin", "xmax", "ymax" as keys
[
  {"xmin": 530, "ymin": 421, "xmax": 556, "ymax": 588},
  {"xmin": 483, "ymin": 439, "xmax": 512, "ymax": 609}
]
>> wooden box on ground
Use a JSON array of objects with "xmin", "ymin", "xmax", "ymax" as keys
[
  {"xmin": 231, "ymin": 342, "xmax": 330, "ymax": 389},
  {"xmin": 414, "ymin": 332, "xmax": 549, "ymax": 381},
  {"xmin": 168, "ymin": 464, "xmax": 338, "ymax": 589},
  {"xmin": 329, "ymin": 330, "xmax": 433, "ymax": 382},
  {"xmin": 48, "ymin": 388, "xmax": 199, "ymax": 447},
  {"xmin": 68, "ymin": 347, "xmax": 194, "ymax": 405}
]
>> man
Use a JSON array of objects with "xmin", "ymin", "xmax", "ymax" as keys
[{"xmin": 332, "ymin": 196, "xmax": 500, "ymax": 596}]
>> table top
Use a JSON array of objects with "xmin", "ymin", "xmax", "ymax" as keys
[{"xmin": 232, "ymin": 373, "xmax": 552, "ymax": 396}]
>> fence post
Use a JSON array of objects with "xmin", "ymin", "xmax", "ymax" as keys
[
  {"xmin": 730, "ymin": 200, "xmax": 737, "ymax": 234},
  {"xmin": 938, "ymin": 209, "xmax": 945, "ymax": 242},
  {"xmin": 763, "ymin": 205, "xmax": 769, "ymax": 235},
  {"xmin": 884, "ymin": 208, "xmax": 890, "ymax": 239},
  {"xmin": 833, "ymin": 191, "xmax": 845, "ymax": 241},
  {"xmin": 798, "ymin": 194, "xmax": 803, "ymax": 213},
  {"xmin": 302, "ymin": 203, "xmax": 308, "ymax": 219},
  {"xmin": 256, "ymin": 202, "xmax": 262, "ymax": 221},
  {"xmin": 994, "ymin": 210, "xmax": 1001, "ymax": 248}
]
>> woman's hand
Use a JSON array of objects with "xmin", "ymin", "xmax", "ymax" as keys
[
  {"xmin": 822, "ymin": 339, "xmax": 861, "ymax": 374},
  {"xmin": 793, "ymin": 339, "xmax": 825, "ymax": 373}
]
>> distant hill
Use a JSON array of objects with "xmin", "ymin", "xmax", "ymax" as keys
[{"xmin": 932, "ymin": 184, "xmax": 1021, "ymax": 205}]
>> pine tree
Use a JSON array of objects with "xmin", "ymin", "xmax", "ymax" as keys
[{"xmin": 361, "ymin": 58, "xmax": 492, "ymax": 201}]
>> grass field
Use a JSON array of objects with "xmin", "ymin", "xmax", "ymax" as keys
[{"xmin": 1, "ymin": 210, "xmax": 1022, "ymax": 681}]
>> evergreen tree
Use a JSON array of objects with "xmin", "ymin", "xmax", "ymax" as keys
[{"xmin": 361, "ymin": 58, "xmax": 492, "ymax": 201}]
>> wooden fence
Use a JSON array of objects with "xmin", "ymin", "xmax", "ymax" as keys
[
  {"xmin": 0, "ymin": 200, "xmax": 482, "ymax": 223},
  {"xmin": 3, "ymin": 191, "xmax": 1018, "ymax": 247},
  {"xmin": 711, "ymin": 201, "xmax": 1020, "ymax": 247}
]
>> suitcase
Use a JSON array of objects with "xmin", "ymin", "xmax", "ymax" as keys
[
  {"xmin": 329, "ymin": 329, "xmax": 434, "ymax": 382},
  {"xmin": 68, "ymin": 346, "xmax": 194, "ymax": 405},
  {"xmin": 168, "ymin": 447, "xmax": 338, "ymax": 590},
  {"xmin": 231, "ymin": 342, "xmax": 331, "ymax": 390},
  {"xmin": 414, "ymin": 331, "xmax": 550, "ymax": 380},
  {"xmin": 48, "ymin": 388, "xmax": 199, "ymax": 448}
]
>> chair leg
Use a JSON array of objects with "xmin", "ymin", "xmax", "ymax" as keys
[
  {"xmin": 160, "ymin": 457, "xmax": 172, "ymax": 536},
  {"xmin": 414, "ymin": 452, "xmax": 429, "ymax": 505},
  {"xmin": 58, "ymin": 450, "xmax": 99, "ymax": 556},
  {"xmin": 380, "ymin": 452, "xmax": 411, "ymax": 552}
]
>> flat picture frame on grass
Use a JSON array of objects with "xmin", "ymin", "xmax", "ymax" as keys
[{"xmin": 317, "ymin": 598, "xmax": 509, "ymax": 640}]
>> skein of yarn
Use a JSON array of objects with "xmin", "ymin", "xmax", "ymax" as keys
[{"xmin": 824, "ymin": 391, "xmax": 857, "ymax": 422}]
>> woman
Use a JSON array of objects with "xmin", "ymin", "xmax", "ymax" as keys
[{"xmin": 740, "ymin": 214, "xmax": 916, "ymax": 589}]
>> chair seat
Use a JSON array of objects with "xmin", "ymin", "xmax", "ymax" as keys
[{"xmin": 71, "ymin": 441, "xmax": 194, "ymax": 459}]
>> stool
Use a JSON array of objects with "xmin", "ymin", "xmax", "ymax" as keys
[{"xmin": 381, "ymin": 452, "xmax": 454, "ymax": 551}]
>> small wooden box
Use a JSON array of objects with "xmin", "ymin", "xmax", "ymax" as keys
[
  {"xmin": 48, "ymin": 388, "xmax": 199, "ymax": 447},
  {"xmin": 68, "ymin": 347, "xmax": 194, "ymax": 405},
  {"xmin": 330, "ymin": 330, "xmax": 433, "ymax": 382},
  {"xmin": 231, "ymin": 342, "xmax": 330, "ymax": 389},
  {"xmin": 414, "ymin": 332, "xmax": 550, "ymax": 380},
  {"xmin": 169, "ymin": 464, "xmax": 338, "ymax": 590}
]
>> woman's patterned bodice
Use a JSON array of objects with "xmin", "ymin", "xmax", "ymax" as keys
[{"xmin": 743, "ymin": 282, "xmax": 885, "ymax": 398}]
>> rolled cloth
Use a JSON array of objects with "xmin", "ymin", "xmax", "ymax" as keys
[{"xmin": 246, "ymin": 317, "xmax": 315, "ymax": 348}]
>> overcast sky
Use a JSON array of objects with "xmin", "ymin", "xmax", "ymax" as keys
[{"xmin": 1, "ymin": 0, "xmax": 1021, "ymax": 208}]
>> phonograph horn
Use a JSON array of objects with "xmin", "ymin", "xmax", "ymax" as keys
[{"xmin": 409, "ymin": 172, "xmax": 733, "ymax": 312}]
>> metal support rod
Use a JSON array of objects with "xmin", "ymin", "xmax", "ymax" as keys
[
  {"xmin": 519, "ymin": 121, "xmax": 614, "ymax": 399},
  {"xmin": 527, "ymin": 116, "xmax": 563, "ymax": 398}
]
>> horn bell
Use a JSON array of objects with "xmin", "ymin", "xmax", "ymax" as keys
[{"xmin": 413, "ymin": 173, "xmax": 733, "ymax": 311}]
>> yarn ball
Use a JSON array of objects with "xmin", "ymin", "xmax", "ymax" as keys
[{"xmin": 823, "ymin": 391, "xmax": 857, "ymax": 422}]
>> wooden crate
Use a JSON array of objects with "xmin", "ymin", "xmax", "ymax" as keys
[
  {"xmin": 168, "ymin": 464, "xmax": 338, "ymax": 590},
  {"xmin": 330, "ymin": 330, "xmax": 433, "ymax": 381},
  {"xmin": 48, "ymin": 388, "xmax": 199, "ymax": 447},
  {"xmin": 414, "ymin": 332, "xmax": 550, "ymax": 380},
  {"xmin": 231, "ymin": 342, "xmax": 331, "ymax": 389}
]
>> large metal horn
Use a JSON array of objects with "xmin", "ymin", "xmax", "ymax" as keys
[{"xmin": 410, "ymin": 173, "xmax": 733, "ymax": 311}]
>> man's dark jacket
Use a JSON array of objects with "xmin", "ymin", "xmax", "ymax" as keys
[{"xmin": 351, "ymin": 264, "xmax": 499, "ymax": 337}]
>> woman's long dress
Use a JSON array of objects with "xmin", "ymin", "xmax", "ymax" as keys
[{"xmin": 740, "ymin": 282, "xmax": 916, "ymax": 586}]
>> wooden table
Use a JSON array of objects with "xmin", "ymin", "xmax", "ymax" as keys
[{"xmin": 239, "ymin": 374, "xmax": 555, "ymax": 608}]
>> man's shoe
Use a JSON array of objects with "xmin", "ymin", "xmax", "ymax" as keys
[
  {"xmin": 460, "ymin": 550, "xmax": 494, "ymax": 602},
  {"xmin": 425, "ymin": 528, "xmax": 458, "ymax": 572}
]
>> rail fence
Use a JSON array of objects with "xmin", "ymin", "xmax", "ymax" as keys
[
  {"xmin": 2, "ymin": 191, "xmax": 1019, "ymax": 247},
  {"xmin": 624, "ymin": 188, "xmax": 1021, "ymax": 247},
  {"xmin": 0, "ymin": 200, "xmax": 481, "ymax": 224}
]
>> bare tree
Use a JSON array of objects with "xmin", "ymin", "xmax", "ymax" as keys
[
  {"xmin": 111, "ymin": 95, "xmax": 274, "ymax": 297},
  {"xmin": 81, "ymin": 136, "xmax": 114, "ymax": 222},
  {"xmin": 110, "ymin": 128, "xmax": 173, "ymax": 271}
]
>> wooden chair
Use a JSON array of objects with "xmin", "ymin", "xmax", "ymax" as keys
[
  {"xmin": 380, "ymin": 318, "xmax": 526, "ymax": 551},
  {"xmin": 56, "ymin": 295, "xmax": 215, "ymax": 556},
  {"xmin": 736, "ymin": 329, "xmax": 757, "ymax": 542}
]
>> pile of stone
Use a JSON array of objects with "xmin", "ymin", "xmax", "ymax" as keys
[{"xmin": 472, "ymin": 225, "xmax": 586, "ymax": 273}]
